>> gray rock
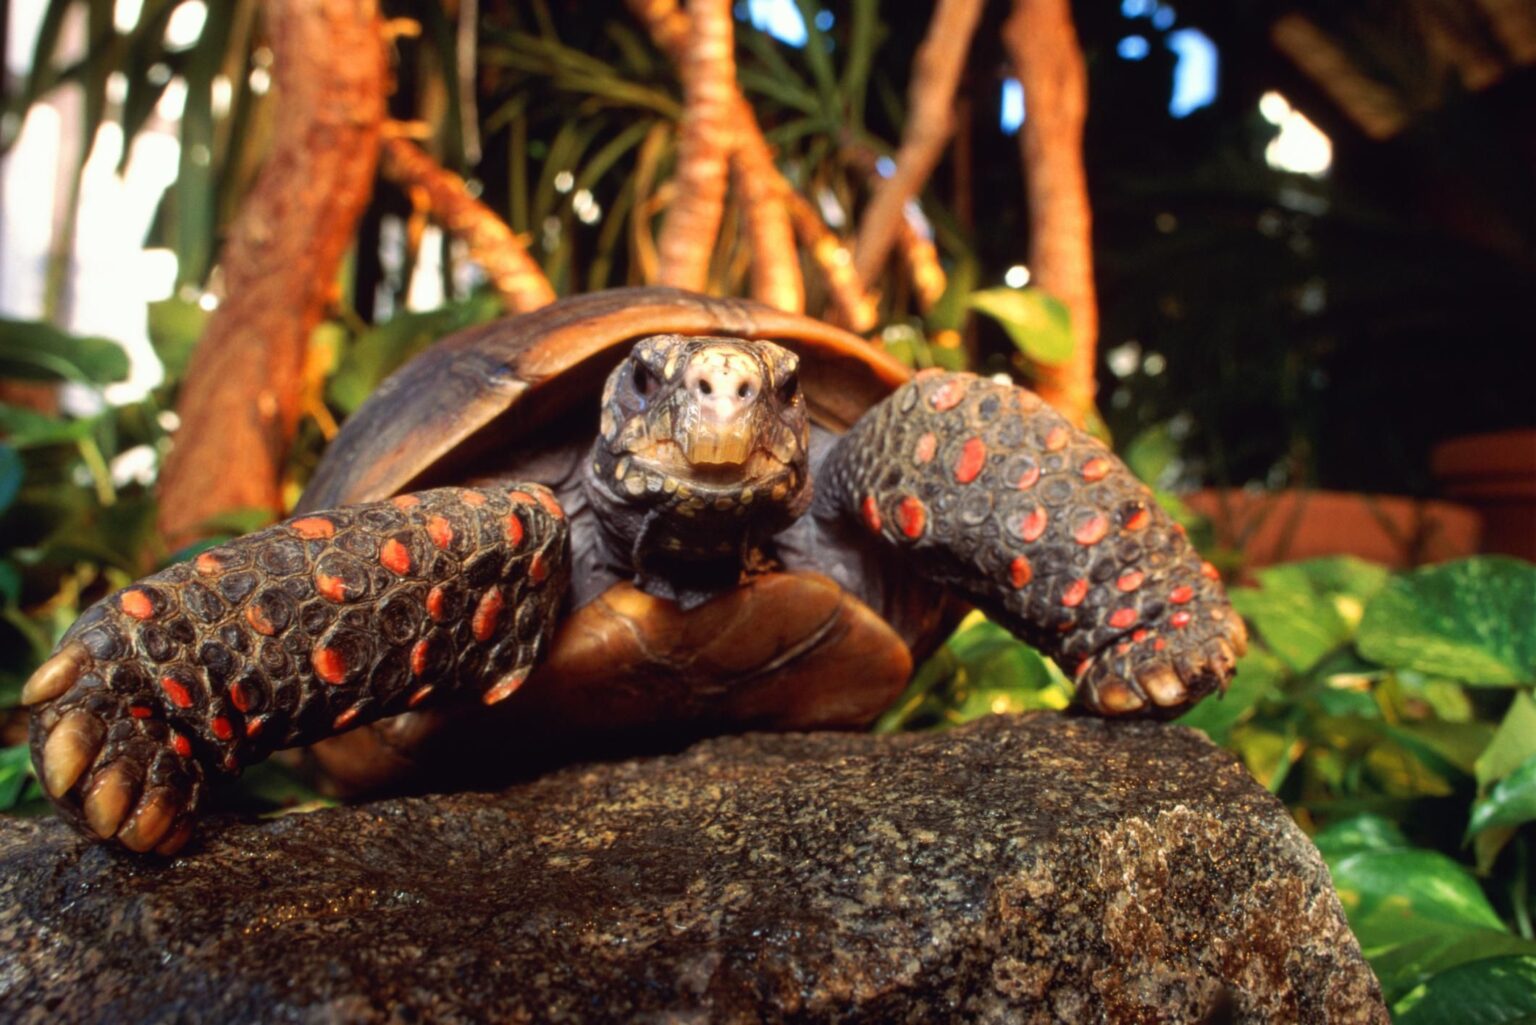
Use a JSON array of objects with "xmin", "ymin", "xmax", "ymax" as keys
[{"xmin": 0, "ymin": 714, "xmax": 1386, "ymax": 1024}]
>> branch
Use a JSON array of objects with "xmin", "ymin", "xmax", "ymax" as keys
[
  {"xmin": 844, "ymin": 144, "xmax": 946, "ymax": 315},
  {"xmin": 732, "ymin": 104, "xmax": 804, "ymax": 314},
  {"xmin": 380, "ymin": 135, "xmax": 556, "ymax": 313},
  {"xmin": 656, "ymin": 0, "xmax": 735, "ymax": 291},
  {"xmin": 156, "ymin": 0, "xmax": 387, "ymax": 546},
  {"xmin": 1003, "ymin": 0, "xmax": 1098, "ymax": 427},
  {"xmin": 851, "ymin": 0, "xmax": 984, "ymax": 289},
  {"xmin": 786, "ymin": 191, "xmax": 879, "ymax": 333}
]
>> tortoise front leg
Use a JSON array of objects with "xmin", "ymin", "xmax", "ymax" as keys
[
  {"xmin": 822, "ymin": 371, "xmax": 1246, "ymax": 717},
  {"xmin": 22, "ymin": 484, "xmax": 569, "ymax": 853}
]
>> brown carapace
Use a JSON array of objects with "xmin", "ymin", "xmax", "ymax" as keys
[{"xmin": 23, "ymin": 287, "xmax": 1246, "ymax": 854}]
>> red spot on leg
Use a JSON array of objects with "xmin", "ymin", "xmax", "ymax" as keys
[
  {"xmin": 427, "ymin": 584, "xmax": 448, "ymax": 621},
  {"xmin": 1169, "ymin": 585, "xmax": 1195, "ymax": 605},
  {"xmin": 535, "ymin": 489, "xmax": 564, "ymax": 520},
  {"xmin": 896, "ymin": 496, "xmax": 927, "ymax": 539},
  {"xmin": 1109, "ymin": 608, "xmax": 1139, "ymax": 629},
  {"xmin": 171, "ymin": 733, "xmax": 192, "ymax": 757},
  {"xmin": 1116, "ymin": 571, "xmax": 1144, "ymax": 592},
  {"xmin": 312, "ymin": 646, "xmax": 348, "ymax": 685},
  {"xmin": 1170, "ymin": 611, "xmax": 1192, "ymax": 629},
  {"xmin": 928, "ymin": 379, "xmax": 967, "ymax": 411},
  {"xmin": 473, "ymin": 588, "xmax": 504, "ymax": 642},
  {"xmin": 290, "ymin": 517, "xmax": 336, "ymax": 540},
  {"xmin": 1132, "ymin": 629, "xmax": 1150, "ymax": 643},
  {"xmin": 160, "ymin": 676, "xmax": 193, "ymax": 709},
  {"xmin": 195, "ymin": 552, "xmax": 223, "ymax": 575},
  {"xmin": 861, "ymin": 495, "xmax": 883, "ymax": 534},
  {"xmin": 333, "ymin": 707, "xmax": 360, "ymax": 730},
  {"xmin": 391, "ymin": 495, "xmax": 420, "ymax": 510},
  {"xmin": 1044, "ymin": 426, "xmax": 1069, "ymax": 451},
  {"xmin": 210, "ymin": 716, "xmax": 234, "ymax": 741},
  {"xmin": 120, "ymin": 589, "xmax": 154, "ymax": 620},
  {"xmin": 530, "ymin": 552, "xmax": 550, "ymax": 584},
  {"xmin": 1154, "ymin": 637, "xmax": 1168, "ymax": 651},
  {"xmin": 246, "ymin": 604, "xmax": 277, "ymax": 636},
  {"xmin": 1124, "ymin": 506, "xmax": 1151, "ymax": 531},
  {"xmin": 1081, "ymin": 457, "xmax": 1110, "ymax": 482},
  {"xmin": 316, "ymin": 571, "xmax": 349, "ymax": 603},
  {"xmin": 1061, "ymin": 579, "xmax": 1089, "ymax": 607},
  {"xmin": 408, "ymin": 685, "xmax": 434, "ymax": 708},
  {"xmin": 1016, "ymin": 465, "xmax": 1041, "ymax": 490},
  {"xmin": 1201, "ymin": 561, "xmax": 1221, "ymax": 581},
  {"xmin": 410, "ymin": 639, "xmax": 431, "ymax": 677},
  {"xmin": 380, "ymin": 538, "xmax": 412, "ymax": 575},
  {"xmin": 1074, "ymin": 514, "xmax": 1109, "ymax": 546},
  {"xmin": 1018, "ymin": 507, "xmax": 1048, "ymax": 543},
  {"xmin": 483, "ymin": 671, "xmax": 528, "ymax": 706},
  {"xmin": 954, "ymin": 438, "xmax": 987, "ymax": 484},
  {"xmin": 245, "ymin": 716, "xmax": 267, "ymax": 738},
  {"xmin": 460, "ymin": 490, "xmax": 487, "ymax": 507},
  {"xmin": 505, "ymin": 513, "xmax": 525, "ymax": 547},
  {"xmin": 914, "ymin": 433, "xmax": 937, "ymax": 464},
  {"xmin": 130, "ymin": 705, "xmax": 153, "ymax": 719},
  {"xmin": 228, "ymin": 681, "xmax": 251, "ymax": 713},
  {"xmin": 427, "ymin": 516, "xmax": 454, "ymax": 549},
  {"xmin": 1009, "ymin": 556, "xmax": 1033, "ymax": 589}
]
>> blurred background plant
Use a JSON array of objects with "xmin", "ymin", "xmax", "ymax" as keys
[{"xmin": 1, "ymin": 0, "xmax": 1534, "ymax": 1018}]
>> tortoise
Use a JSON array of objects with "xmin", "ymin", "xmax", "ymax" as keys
[{"xmin": 22, "ymin": 287, "xmax": 1247, "ymax": 854}]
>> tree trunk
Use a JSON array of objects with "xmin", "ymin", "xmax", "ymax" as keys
[
  {"xmin": 1003, "ymin": 0, "xmax": 1099, "ymax": 427},
  {"xmin": 656, "ymin": 0, "xmax": 735, "ymax": 292},
  {"xmin": 380, "ymin": 136, "xmax": 556, "ymax": 313},
  {"xmin": 156, "ymin": 0, "xmax": 386, "ymax": 546},
  {"xmin": 852, "ymin": 0, "xmax": 984, "ymax": 290}
]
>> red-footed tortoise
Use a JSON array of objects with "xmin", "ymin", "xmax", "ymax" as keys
[{"xmin": 23, "ymin": 287, "xmax": 1247, "ymax": 854}]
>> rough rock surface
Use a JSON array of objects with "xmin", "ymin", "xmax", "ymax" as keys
[{"xmin": 0, "ymin": 714, "xmax": 1386, "ymax": 1024}]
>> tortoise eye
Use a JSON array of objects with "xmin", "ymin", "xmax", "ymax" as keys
[
  {"xmin": 632, "ymin": 362, "xmax": 657, "ymax": 398},
  {"xmin": 775, "ymin": 371, "xmax": 800, "ymax": 404}
]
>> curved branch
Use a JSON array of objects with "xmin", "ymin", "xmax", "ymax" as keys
[
  {"xmin": 157, "ymin": 0, "xmax": 387, "ymax": 546},
  {"xmin": 380, "ymin": 136, "xmax": 555, "ymax": 313},
  {"xmin": 787, "ymin": 192, "xmax": 879, "ymax": 333},
  {"xmin": 656, "ymin": 0, "xmax": 735, "ymax": 291},
  {"xmin": 732, "ymin": 105, "xmax": 804, "ymax": 313},
  {"xmin": 851, "ymin": 0, "xmax": 984, "ymax": 289},
  {"xmin": 1003, "ymin": 0, "xmax": 1098, "ymax": 426}
]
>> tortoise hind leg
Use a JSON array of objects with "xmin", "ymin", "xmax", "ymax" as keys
[
  {"xmin": 23, "ymin": 484, "xmax": 569, "ymax": 852},
  {"xmin": 821, "ymin": 371, "xmax": 1246, "ymax": 718}
]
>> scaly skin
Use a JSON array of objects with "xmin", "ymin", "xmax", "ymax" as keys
[
  {"xmin": 25, "ymin": 485, "xmax": 569, "ymax": 853},
  {"xmin": 822, "ymin": 370, "xmax": 1246, "ymax": 717}
]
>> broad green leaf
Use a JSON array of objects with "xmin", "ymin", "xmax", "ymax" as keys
[
  {"xmin": 147, "ymin": 297, "xmax": 208, "ymax": 381},
  {"xmin": 0, "ymin": 404, "xmax": 95, "ymax": 447},
  {"xmin": 1479, "ymin": 692, "xmax": 1536, "ymax": 789},
  {"xmin": 1357, "ymin": 558, "xmax": 1536, "ymax": 685},
  {"xmin": 1387, "ymin": 720, "xmax": 1495, "ymax": 779},
  {"xmin": 0, "ymin": 745, "xmax": 33, "ymax": 810},
  {"xmin": 0, "ymin": 443, "xmax": 21, "ymax": 516},
  {"xmin": 1468, "ymin": 752, "xmax": 1536, "ymax": 838},
  {"xmin": 1256, "ymin": 556, "xmax": 1392, "ymax": 626},
  {"xmin": 1395, "ymin": 955, "xmax": 1536, "ymax": 1025},
  {"xmin": 1231, "ymin": 584, "xmax": 1349, "ymax": 674},
  {"xmin": 968, "ymin": 288, "xmax": 1075, "ymax": 367},
  {"xmin": 327, "ymin": 295, "xmax": 502, "ymax": 415},
  {"xmin": 1176, "ymin": 648, "xmax": 1284, "ymax": 741},
  {"xmin": 1122, "ymin": 423, "xmax": 1179, "ymax": 490},
  {"xmin": 1372, "ymin": 929, "xmax": 1536, "ymax": 1007},
  {"xmin": 1328, "ymin": 848, "xmax": 1506, "ymax": 945},
  {"xmin": 0, "ymin": 561, "xmax": 19, "ymax": 606},
  {"xmin": 1312, "ymin": 813, "xmax": 1408, "ymax": 860},
  {"xmin": 0, "ymin": 319, "xmax": 129, "ymax": 383}
]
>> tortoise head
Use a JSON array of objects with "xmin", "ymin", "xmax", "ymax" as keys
[{"xmin": 584, "ymin": 335, "xmax": 812, "ymax": 600}]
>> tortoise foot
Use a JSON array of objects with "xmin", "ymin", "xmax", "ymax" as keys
[{"xmin": 1075, "ymin": 605, "xmax": 1247, "ymax": 718}]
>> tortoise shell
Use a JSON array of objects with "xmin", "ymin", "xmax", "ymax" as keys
[{"xmin": 301, "ymin": 288, "xmax": 954, "ymax": 792}]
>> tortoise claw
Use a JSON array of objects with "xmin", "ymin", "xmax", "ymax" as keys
[
  {"xmin": 118, "ymin": 788, "xmax": 179, "ymax": 853},
  {"xmin": 22, "ymin": 644, "xmax": 88, "ymax": 706},
  {"xmin": 42, "ymin": 709, "xmax": 105, "ymax": 797},
  {"xmin": 83, "ymin": 762, "xmax": 139, "ymax": 839}
]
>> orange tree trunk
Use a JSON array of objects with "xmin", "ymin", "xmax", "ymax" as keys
[
  {"xmin": 156, "ymin": 0, "xmax": 387, "ymax": 546},
  {"xmin": 656, "ymin": 0, "xmax": 736, "ymax": 291},
  {"xmin": 1003, "ymin": 0, "xmax": 1099, "ymax": 427}
]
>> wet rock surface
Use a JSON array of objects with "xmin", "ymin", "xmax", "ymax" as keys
[{"xmin": 0, "ymin": 714, "xmax": 1385, "ymax": 1024}]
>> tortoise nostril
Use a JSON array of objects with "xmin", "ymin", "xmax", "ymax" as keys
[
  {"xmin": 737, "ymin": 382, "xmax": 752, "ymax": 399},
  {"xmin": 699, "ymin": 379, "xmax": 713, "ymax": 396}
]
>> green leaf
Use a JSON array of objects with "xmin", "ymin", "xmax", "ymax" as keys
[
  {"xmin": 1122, "ymin": 423, "xmax": 1179, "ymax": 490},
  {"xmin": 327, "ymin": 296, "xmax": 502, "ymax": 415},
  {"xmin": 0, "ymin": 319, "xmax": 129, "ymax": 383},
  {"xmin": 968, "ymin": 288, "xmax": 1075, "ymax": 367},
  {"xmin": 1231, "ymin": 583, "xmax": 1349, "ymax": 674},
  {"xmin": 1395, "ymin": 955, "xmax": 1536, "ymax": 1025},
  {"xmin": 1312, "ymin": 813, "xmax": 1409, "ymax": 860},
  {"xmin": 1479, "ymin": 692, "xmax": 1536, "ymax": 789},
  {"xmin": 1175, "ymin": 648, "xmax": 1284, "ymax": 742},
  {"xmin": 147, "ymin": 297, "xmax": 208, "ymax": 382},
  {"xmin": 1357, "ymin": 558, "xmax": 1536, "ymax": 685},
  {"xmin": 0, "ymin": 443, "xmax": 21, "ymax": 517},
  {"xmin": 1328, "ymin": 848, "xmax": 1507, "ymax": 946},
  {"xmin": 0, "ymin": 745, "xmax": 34, "ymax": 810},
  {"xmin": 0, "ymin": 562, "xmax": 20, "ymax": 606},
  {"xmin": 1373, "ymin": 930, "xmax": 1536, "ymax": 1008},
  {"xmin": 0, "ymin": 404, "xmax": 96, "ymax": 447},
  {"xmin": 1468, "ymin": 753, "xmax": 1536, "ymax": 838},
  {"xmin": 1256, "ymin": 556, "xmax": 1392, "ymax": 624}
]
